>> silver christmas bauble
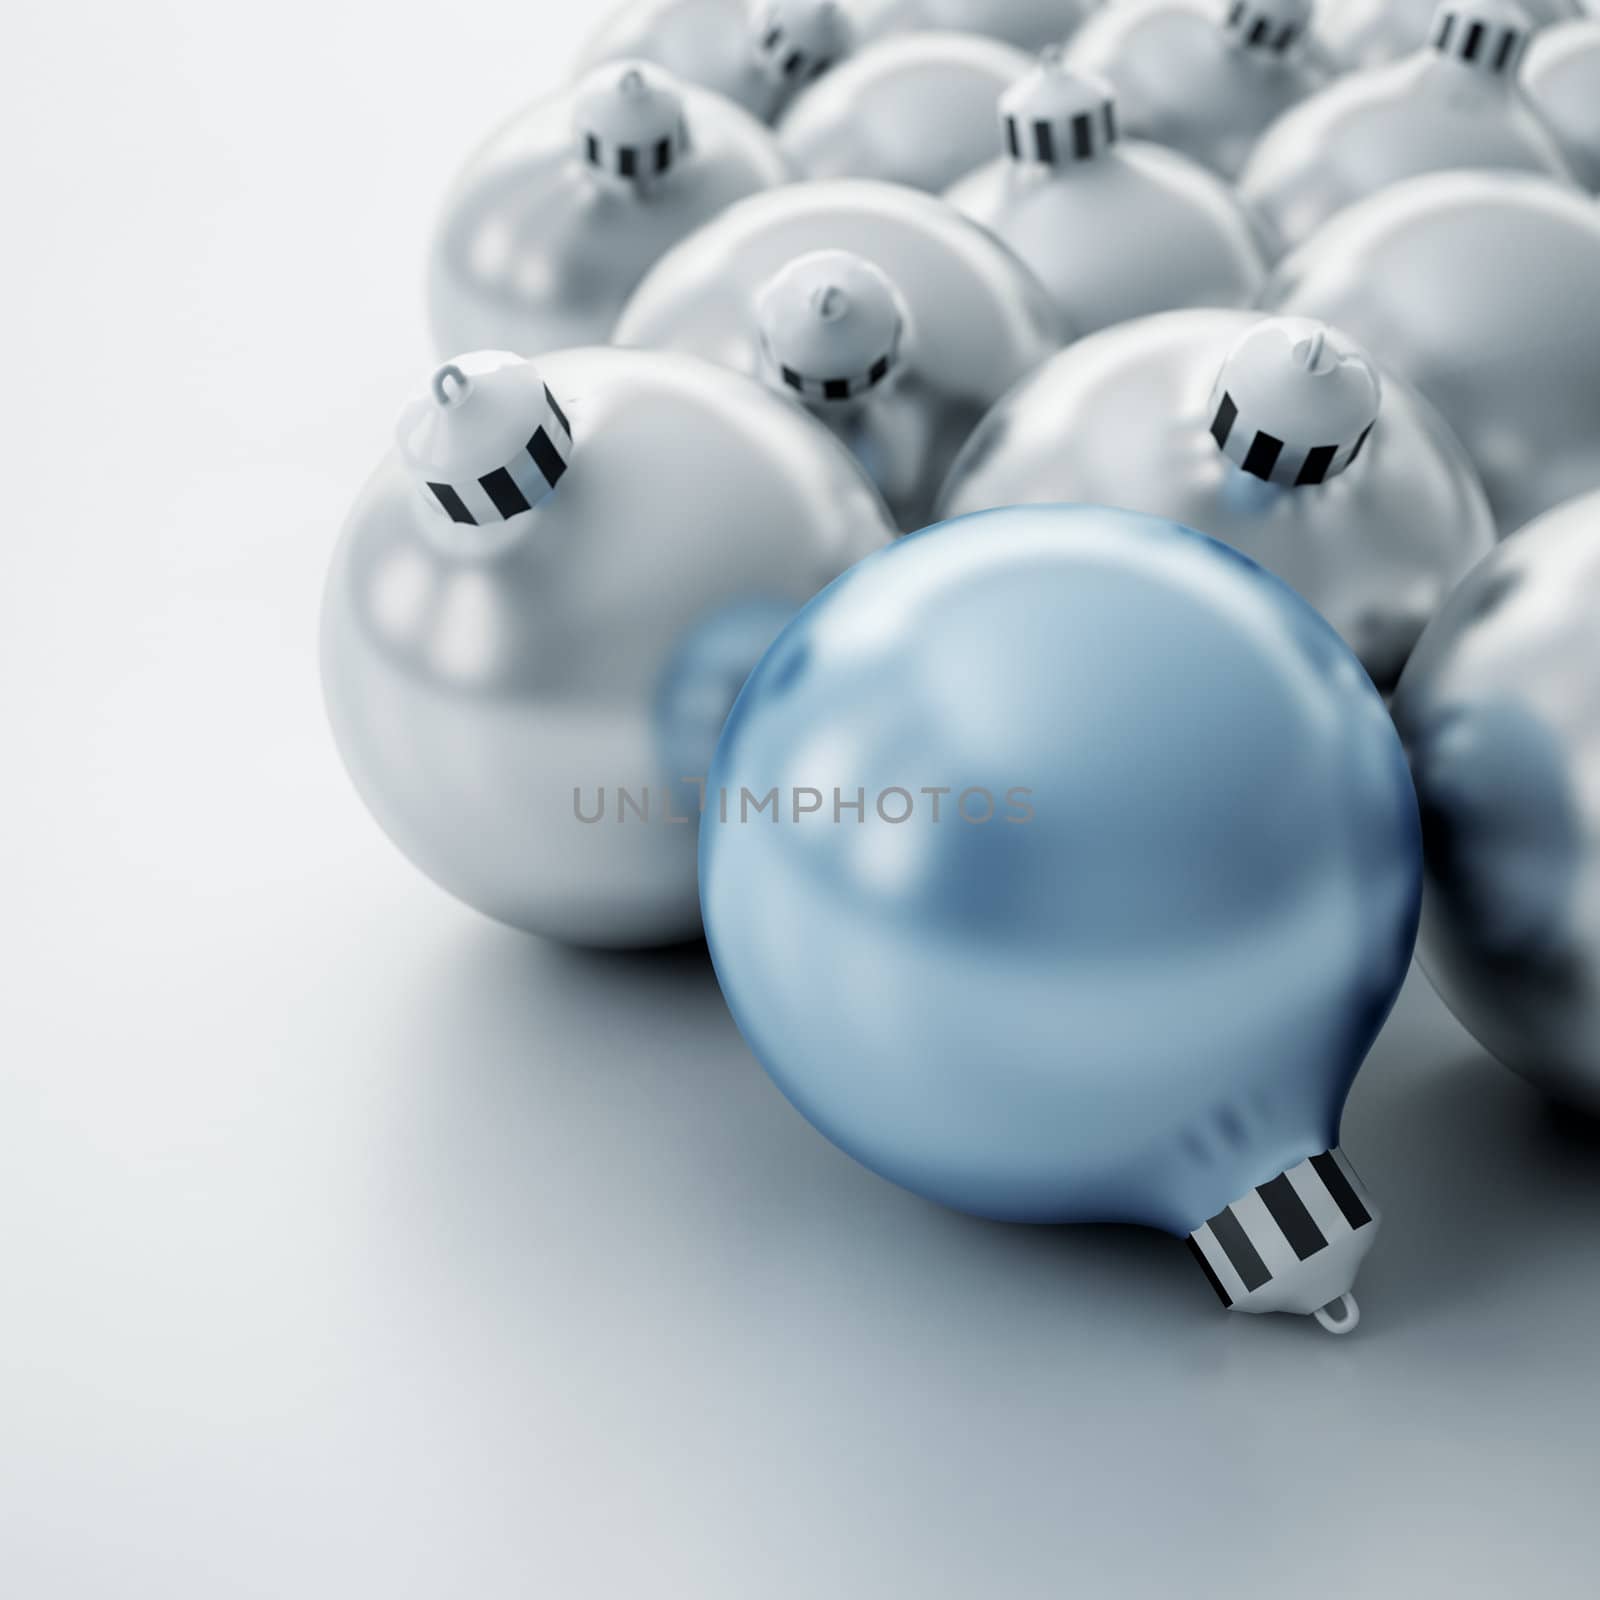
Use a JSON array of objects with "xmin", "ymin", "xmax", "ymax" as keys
[
  {"xmin": 1266, "ymin": 170, "xmax": 1600, "ymax": 533},
  {"xmin": 321, "ymin": 347, "xmax": 895, "ymax": 947},
  {"xmin": 1315, "ymin": 0, "xmax": 1581, "ymax": 71},
  {"xmin": 1392, "ymin": 489, "xmax": 1600, "ymax": 1114},
  {"xmin": 427, "ymin": 62, "xmax": 789, "ymax": 359},
  {"xmin": 946, "ymin": 57, "xmax": 1266, "ymax": 334},
  {"xmin": 849, "ymin": 0, "xmax": 1096, "ymax": 51},
  {"xmin": 1064, "ymin": 0, "xmax": 1326, "ymax": 179},
  {"xmin": 614, "ymin": 178, "xmax": 1064, "ymax": 530},
  {"xmin": 577, "ymin": 0, "xmax": 856, "ymax": 122},
  {"xmin": 1524, "ymin": 18, "xmax": 1600, "ymax": 189},
  {"xmin": 938, "ymin": 309, "xmax": 1496, "ymax": 689},
  {"xmin": 776, "ymin": 31, "xmax": 1034, "ymax": 192},
  {"xmin": 1240, "ymin": 0, "xmax": 1578, "ymax": 253}
]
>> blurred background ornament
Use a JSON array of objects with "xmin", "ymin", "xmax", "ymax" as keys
[
  {"xmin": 1392, "ymin": 489, "xmax": 1600, "ymax": 1116},
  {"xmin": 849, "ymin": 0, "xmax": 1097, "ymax": 51},
  {"xmin": 1523, "ymin": 17, "xmax": 1600, "ymax": 189},
  {"xmin": 702, "ymin": 503, "xmax": 1422, "ymax": 1331},
  {"xmin": 1314, "ymin": 0, "xmax": 1582, "ymax": 71},
  {"xmin": 776, "ymin": 31, "xmax": 1034, "ymax": 192},
  {"xmin": 1240, "ymin": 0, "xmax": 1577, "ymax": 253},
  {"xmin": 578, "ymin": 0, "xmax": 856, "ymax": 122},
  {"xmin": 428, "ymin": 62, "xmax": 789, "ymax": 358},
  {"xmin": 614, "ymin": 179, "xmax": 1064, "ymax": 530},
  {"xmin": 946, "ymin": 56, "xmax": 1266, "ymax": 333},
  {"xmin": 1065, "ymin": 0, "xmax": 1326, "ymax": 179},
  {"xmin": 939, "ymin": 311, "xmax": 1496, "ymax": 690},
  {"xmin": 1266, "ymin": 170, "xmax": 1600, "ymax": 532},
  {"xmin": 321, "ymin": 348, "xmax": 894, "ymax": 947}
]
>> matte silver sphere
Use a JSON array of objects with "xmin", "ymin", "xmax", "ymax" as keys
[
  {"xmin": 777, "ymin": 31, "xmax": 1034, "ymax": 192},
  {"xmin": 614, "ymin": 179, "xmax": 1064, "ymax": 531},
  {"xmin": 1065, "ymin": 0, "xmax": 1326, "ymax": 179},
  {"xmin": 1524, "ymin": 18, "xmax": 1600, "ymax": 190},
  {"xmin": 578, "ymin": 0, "xmax": 856, "ymax": 121},
  {"xmin": 1266, "ymin": 170, "xmax": 1600, "ymax": 533},
  {"xmin": 1392, "ymin": 489, "xmax": 1600, "ymax": 1114},
  {"xmin": 849, "ymin": 0, "xmax": 1096, "ymax": 51},
  {"xmin": 321, "ymin": 347, "xmax": 895, "ymax": 947},
  {"xmin": 938, "ymin": 308, "xmax": 1497, "ymax": 690},
  {"xmin": 1241, "ymin": 2, "xmax": 1578, "ymax": 252},
  {"xmin": 427, "ymin": 63, "xmax": 790, "ymax": 359},
  {"xmin": 1315, "ymin": 0, "xmax": 1581, "ymax": 71},
  {"xmin": 946, "ymin": 61, "xmax": 1266, "ymax": 334}
]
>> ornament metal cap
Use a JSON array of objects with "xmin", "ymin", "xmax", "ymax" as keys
[
  {"xmin": 1208, "ymin": 318, "xmax": 1381, "ymax": 488},
  {"xmin": 1186, "ymin": 1149, "xmax": 1380, "ymax": 1333},
  {"xmin": 573, "ymin": 61, "xmax": 692, "ymax": 183},
  {"xmin": 398, "ymin": 352, "xmax": 574, "ymax": 527},
  {"xmin": 750, "ymin": 0, "xmax": 853, "ymax": 86},
  {"xmin": 1428, "ymin": 0, "xmax": 1532, "ymax": 77},
  {"xmin": 1000, "ymin": 53, "xmax": 1119, "ymax": 167},
  {"xmin": 757, "ymin": 250, "xmax": 904, "ymax": 404},
  {"xmin": 1221, "ymin": 0, "xmax": 1313, "ymax": 57}
]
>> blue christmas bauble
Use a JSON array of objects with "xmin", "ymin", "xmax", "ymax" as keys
[{"xmin": 701, "ymin": 505, "xmax": 1422, "ymax": 1326}]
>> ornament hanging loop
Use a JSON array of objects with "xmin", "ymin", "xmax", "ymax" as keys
[
  {"xmin": 1314, "ymin": 1294, "xmax": 1360, "ymax": 1334},
  {"xmin": 431, "ymin": 364, "xmax": 472, "ymax": 409}
]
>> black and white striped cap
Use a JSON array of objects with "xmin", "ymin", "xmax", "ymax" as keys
[
  {"xmin": 1428, "ymin": 0, "xmax": 1532, "ymax": 76},
  {"xmin": 1208, "ymin": 317, "xmax": 1381, "ymax": 488},
  {"xmin": 398, "ymin": 352, "xmax": 573, "ymax": 528},
  {"xmin": 574, "ymin": 61, "xmax": 691, "ymax": 183},
  {"xmin": 751, "ymin": 0, "xmax": 853, "ymax": 86},
  {"xmin": 757, "ymin": 250, "xmax": 903, "ymax": 405},
  {"xmin": 1187, "ymin": 1149, "xmax": 1379, "ymax": 1333},
  {"xmin": 1220, "ymin": 0, "xmax": 1313, "ymax": 57},
  {"xmin": 1000, "ymin": 54, "xmax": 1119, "ymax": 167}
]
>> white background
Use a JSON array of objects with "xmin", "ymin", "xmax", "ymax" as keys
[{"xmin": 5, "ymin": 3, "xmax": 1599, "ymax": 1595}]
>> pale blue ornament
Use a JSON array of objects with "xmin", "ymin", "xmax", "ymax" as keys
[{"xmin": 701, "ymin": 504, "xmax": 1422, "ymax": 1330}]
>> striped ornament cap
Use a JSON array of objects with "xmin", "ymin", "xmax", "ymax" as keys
[
  {"xmin": 574, "ymin": 62, "xmax": 691, "ymax": 184},
  {"xmin": 399, "ymin": 352, "xmax": 573, "ymax": 528},
  {"xmin": 1220, "ymin": 0, "xmax": 1313, "ymax": 57},
  {"xmin": 1001, "ymin": 54, "xmax": 1119, "ymax": 167},
  {"xmin": 750, "ymin": 0, "xmax": 853, "ymax": 86},
  {"xmin": 1208, "ymin": 317, "xmax": 1381, "ymax": 488},
  {"xmin": 757, "ymin": 250, "xmax": 903, "ymax": 405},
  {"xmin": 1187, "ymin": 1150, "xmax": 1380, "ymax": 1333},
  {"xmin": 1428, "ymin": 0, "xmax": 1532, "ymax": 77}
]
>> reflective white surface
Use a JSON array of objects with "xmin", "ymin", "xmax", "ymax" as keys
[{"xmin": 5, "ymin": 4, "xmax": 1600, "ymax": 1595}]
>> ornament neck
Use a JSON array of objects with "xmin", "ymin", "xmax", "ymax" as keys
[
  {"xmin": 1186, "ymin": 1149, "xmax": 1379, "ymax": 1331},
  {"xmin": 1000, "ymin": 55, "xmax": 1119, "ymax": 169},
  {"xmin": 1220, "ymin": 0, "xmax": 1312, "ymax": 59},
  {"xmin": 399, "ymin": 355, "xmax": 575, "ymax": 529},
  {"xmin": 750, "ymin": 0, "xmax": 852, "ymax": 88},
  {"xmin": 1208, "ymin": 318, "xmax": 1381, "ymax": 488},
  {"xmin": 757, "ymin": 250, "xmax": 904, "ymax": 409},
  {"xmin": 1427, "ymin": 1, "xmax": 1530, "ymax": 79},
  {"xmin": 574, "ymin": 61, "xmax": 693, "ymax": 192}
]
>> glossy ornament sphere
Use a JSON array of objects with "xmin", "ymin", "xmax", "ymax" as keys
[
  {"xmin": 849, "ymin": 0, "xmax": 1096, "ymax": 51},
  {"xmin": 1065, "ymin": 0, "xmax": 1326, "ymax": 180},
  {"xmin": 321, "ymin": 347, "xmax": 894, "ymax": 947},
  {"xmin": 702, "ymin": 505, "xmax": 1420, "ymax": 1326},
  {"xmin": 614, "ymin": 179, "xmax": 1063, "ymax": 531},
  {"xmin": 777, "ymin": 31, "xmax": 1034, "ymax": 192},
  {"xmin": 577, "ymin": 0, "xmax": 856, "ymax": 122},
  {"xmin": 939, "ymin": 311, "xmax": 1495, "ymax": 691},
  {"xmin": 1266, "ymin": 170, "xmax": 1600, "ymax": 533},
  {"xmin": 1315, "ymin": 0, "xmax": 1581, "ymax": 71},
  {"xmin": 946, "ymin": 58, "xmax": 1266, "ymax": 334},
  {"xmin": 1392, "ymin": 490, "xmax": 1600, "ymax": 1114},
  {"xmin": 427, "ymin": 62, "xmax": 789, "ymax": 359},
  {"xmin": 1524, "ymin": 18, "xmax": 1600, "ymax": 190},
  {"xmin": 1240, "ymin": 0, "xmax": 1577, "ymax": 253}
]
